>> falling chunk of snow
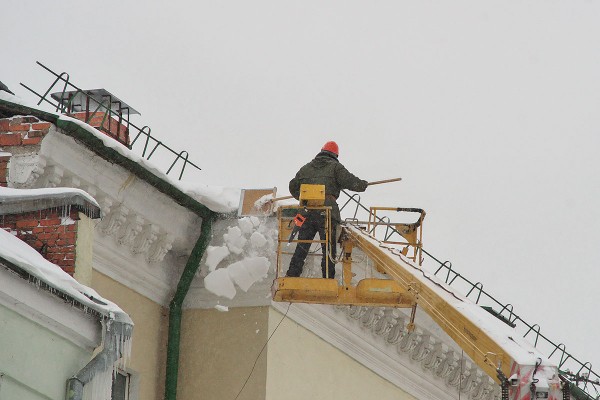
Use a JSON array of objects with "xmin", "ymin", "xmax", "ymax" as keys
[
  {"xmin": 204, "ymin": 268, "xmax": 236, "ymax": 299},
  {"xmin": 238, "ymin": 217, "xmax": 255, "ymax": 235},
  {"xmin": 245, "ymin": 256, "xmax": 271, "ymax": 280},
  {"xmin": 223, "ymin": 226, "xmax": 247, "ymax": 254},
  {"xmin": 250, "ymin": 216, "xmax": 260, "ymax": 227},
  {"xmin": 205, "ymin": 246, "xmax": 230, "ymax": 271},
  {"xmin": 227, "ymin": 257, "xmax": 271, "ymax": 292},
  {"xmin": 256, "ymin": 329, "xmax": 260, "ymax": 334},
  {"xmin": 228, "ymin": 261, "xmax": 255, "ymax": 292},
  {"xmin": 250, "ymin": 231, "xmax": 267, "ymax": 248},
  {"xmin": 215, "ymin": 305, "xmax": 229, "ymax": 312},
  {"xmin": 204, "ymin": 257, "xmax": 269, "ymax": 298},
  {"xmin": 253, "ymin": 193, "xmax": 273, "ymax": 211}
]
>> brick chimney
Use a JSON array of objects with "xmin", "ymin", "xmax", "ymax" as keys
[
  {"xmin": 0, "ymin": 116, "xmax": 53, "ymax": 187},
  {"xmin": 0, "ymin": 189, "xmax": 101, "ymax": 276},
  {"xmin": 51, "ymin": 89, "xmax": 140, "ymax": 146},
  {"xmin": 0, "ymin": 208, "xmax": 81, "ymax": 274}
]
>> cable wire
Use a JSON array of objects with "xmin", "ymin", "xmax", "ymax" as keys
[
  {"xmin": 234, "ymin": 302, "xmax": 293, "ymax": 400},
  {"xmin": 459, "ymin": 350, "xmax": 464, "ymax": 400}
]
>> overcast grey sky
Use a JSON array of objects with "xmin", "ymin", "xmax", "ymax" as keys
[{"xmin": 3, "ymin": 0, "xmax": 600, "ymax": 380}]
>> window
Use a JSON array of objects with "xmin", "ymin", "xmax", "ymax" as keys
[{"xmin": 111, "ymin": 370, "xmax": 130, "ymax": 400}]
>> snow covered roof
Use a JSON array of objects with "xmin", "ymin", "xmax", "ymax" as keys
[
  {"xmin": 0, "ymin": 92, "xmax": 240, "ymax": 215},
  {"xmin": 0, "ymin": 187, "xmax": 101, "ymax": 218},
  {"xmin": 0, "ymin": 227, "xmax": 132, "ymax": 324}
]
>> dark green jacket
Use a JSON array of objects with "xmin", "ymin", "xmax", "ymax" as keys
[{"xmin": 289, "ymin": 151, "xmax": 368, "ymax": 223}]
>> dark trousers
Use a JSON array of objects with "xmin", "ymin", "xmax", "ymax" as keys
[{"xmin": 287, "ymin": 212, "xmax": 337, "ymax": 278}]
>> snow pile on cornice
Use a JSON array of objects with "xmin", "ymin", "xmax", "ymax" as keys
[
  {"xmin": 0, "ymin": 228, "xmax": 132, "ymax": 324},
  {"xmin": 176, "ymin": 182, "xmax": 240, "ymax": 214},
  {"xmin": 0, "ymin": 92, "xmax": 240, "ymax": 214},
  {"xmin": 0, "ymin": 187, "xmax": 100, "ymax": 217},
  {"xmin": 202, "ymin": 216, "xmax": 276, "ymax": 305}
]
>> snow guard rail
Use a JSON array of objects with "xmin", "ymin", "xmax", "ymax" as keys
[{"xmin": 339, "ymin": 190, "xmax": 599, "ymax": 399}]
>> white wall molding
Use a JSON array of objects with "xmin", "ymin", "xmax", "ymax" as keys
[
  {"xmin": 93, "ymin": 240, "xmax": 175, "ymax": 306},
  {"xmin": 6, "ymin": 130, "xmax": 207, "ymax": 305}
]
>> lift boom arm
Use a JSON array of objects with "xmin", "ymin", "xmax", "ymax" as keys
[{"xmin": 343, "ymin": 224, "xmax": 562, "ymax": 399}]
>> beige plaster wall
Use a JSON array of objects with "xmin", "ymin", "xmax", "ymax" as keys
[
  {"xmin": 178, "ymin": 307, "xmax": 269, "ymax": 400},
  {"xmin": 266, "ymin": 307, "xmax": 416, "ymax": 400},
  {"xmin": 91, "ymin": 271, "xmax": 168, "ymax": 400}
]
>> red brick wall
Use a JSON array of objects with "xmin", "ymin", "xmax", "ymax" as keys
[
  {"xmin": 0, "ymin": 209, "xmax": 80, "ymax": 275},
  {"xmin": 71, "ymin": 111, "xmax": 130, "ymax": 145},
  {"xmin": 0, "ymin": 116, "xmax": 51, "ymax": 147},
  {"xmin": 0, "ymin": 112, "xmax": 128, "ymax": 152},
  {"xmin": 0, "ymin": 115, "xmax": 53, "ymax": 187}
]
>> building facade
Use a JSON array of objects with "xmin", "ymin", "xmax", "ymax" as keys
[
  {"xmin": 0, "ymin": 188, "xmax": 132, "ymax": 400},
  {"xmin": 3, "ymin": 89, "xmax": 574, "ymax": 400}
]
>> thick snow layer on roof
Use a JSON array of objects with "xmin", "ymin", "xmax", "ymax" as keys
[
  {"xmin": 0, "ymin": 91, "xmax": 31, "ymax": 107},
  {"xmin": 0, "ymin": 92, "xmax": 240, "ymax": 214},
  {"xmin": 63, "ymin": 116, "xmax": 241, "ymax": 213},
  {"xmin": 176, "ymin": 182, "xmax": 240, "ymax": 214},
  {"xmin": 0, "ymin": 187, "xmax": 100, "ymax": 217},
  {"xmin": 0, "ymin": 228, "xmax": 132, "ymax": 324}
]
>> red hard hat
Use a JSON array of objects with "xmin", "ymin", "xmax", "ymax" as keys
[{"xmin": 321, "ymin": 141, "xmax": 339, "ymax": 156}]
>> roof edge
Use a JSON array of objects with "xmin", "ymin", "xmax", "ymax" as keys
[
  {"xmin": 0, "ymin": 187, "xmax": 101, "ymax": 218},
  {"xmin": 0, "ymin": 98, "xmax": 216, "ymax": 220},
  {"xmin": 0, "ymin": 257, "xmax": 104, "ymax": 321}
]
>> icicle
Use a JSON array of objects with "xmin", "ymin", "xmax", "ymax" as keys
[{"xmin": 117, "ymin": 330, "xmax": 133, "ymax": 370}]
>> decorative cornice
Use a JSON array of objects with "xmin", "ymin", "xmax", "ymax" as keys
[
  {"xmin": 93, "ymin": 239, "xmax": 174, "ymax": 306},
  {"xmin": 21, "ymin": 158, "xmax": 179, "ymax": 265},
  {"xmin": 2, "ymin": 126, "xmax": 216, "ymax": 309}
]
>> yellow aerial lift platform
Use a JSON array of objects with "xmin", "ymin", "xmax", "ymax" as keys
[
  {"xmin": 272, "ymin": 184, "xmax": 419, "ymax": 309},
  {"xmin": 272, "ymin": 203, "xmax": 416, "ymax": 309},
  {"xmin": 271, "ymin": 184, "xmax": 563, "ymax": 400}
]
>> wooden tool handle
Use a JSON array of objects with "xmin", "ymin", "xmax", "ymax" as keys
[
  {"xmin": 367, "ymin": 177, "xmax": 402, "ymax": 186},
  {"xmin": 270, "ymin": 178, "xmax": 401, "ymax": 202},
  {"xmin": 271, "ymin": 195, "xmax": 294, "ymax": 202}
]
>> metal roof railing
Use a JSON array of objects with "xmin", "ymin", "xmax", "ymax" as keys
[{"xmin": 20, "ymin": 61, "xmax": 201, "ymax": 181}]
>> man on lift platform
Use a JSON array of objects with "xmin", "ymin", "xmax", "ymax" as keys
[{"xmin": 286, "ymin": 141, "xmax": 368, "ymax": 279}]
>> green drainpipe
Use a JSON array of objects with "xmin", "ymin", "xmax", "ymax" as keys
[{"xmin": 164, "ymin": 213, "xmax": 215, "ymax": 400}]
